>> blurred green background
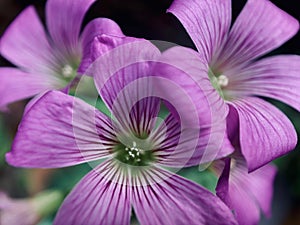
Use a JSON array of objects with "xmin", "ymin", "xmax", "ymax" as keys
[{"xmin": 0, "ymin": 0, "xmax": 299, "ymax": 224}]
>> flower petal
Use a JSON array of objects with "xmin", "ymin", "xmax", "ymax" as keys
[
  {"xmin": 81, "ymin": 35, "xmax": 160, "ymax": 104},
  {"xmin": 225, "ymin": 55, "xmax": 300, "ymax": 112},
  {"xmin": 216, "ymin": 158, "xmax": 277, "ymax": 225},
  {"xmin": 46, "ymin": 0, "xmax": 96, "ymax": 56},
  {"xmin": 0, "ymin": 68, "xmax": 60, "ymax": 110},
  {"xmin": 7, "ymin": 90, "xmax": 117, "ymax": 168},
  {"xmin": 216, "ymin": 0, "xmax": 299, "ymax": 71},
  {"xmin": 152, "ymin": 112, "xmax": 232, "ymax": 168},
  {"xmin": 79, "ymin": 18, "xmax": 124, "ymax": 73},
  {"xmin": 132, "ymin": 166, "xmax": 237, "ymax": 225},
  {"xmin": 231, "ymin": 97, "xmax": 297, "ymax": 171},
  {"xmin": 153, "ymin": 46, "xmax": 234, "ymax": 167},
  {"xmin": 83, "ymin": 36, "xmax": 161, "ymax": 137},
  {"xmin": 168, "ymin": 0, "xmax": 232, "ymax": 63},
  {"xmin": 54, "ymin": 160, "xmax": 131, "ymax": 225},
  {"xmin": 0, "ymin": 6, "xmax": 57, "ymax": 74}
]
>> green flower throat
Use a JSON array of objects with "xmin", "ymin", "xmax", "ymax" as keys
[
  {"xmin": 114, "ymin": 141, "xmax": 156, "ymax": 167},
  {"xmin": 208, "ymin": 68, "xmax": 230, "ymax": 100}
]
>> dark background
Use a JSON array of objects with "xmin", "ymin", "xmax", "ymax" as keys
[
  {"xmin": 0, "ymin": 0, "xmax": 299, "ymax": 224},
  {"xmin": 0, "ymin": 0, "xmax": 299, "ymax": 54}
]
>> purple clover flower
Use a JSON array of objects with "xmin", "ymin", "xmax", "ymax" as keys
[
  {"xmin": 168, "ymin": 0, "xmax": 300, "ymax": 171},
  {"xmin": 0, "ymin": 0, "xmax": 123, "ymax": 111},
  {"xmin": 6, "ymin": 38, "xmax": 238, "ymax": 225}
]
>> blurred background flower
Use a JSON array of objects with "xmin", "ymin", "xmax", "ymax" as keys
[
  {"xmin": 0, "ymin": 0, "xmax": 299, "ymax": 224},
  {"xmin": 0, "ymin": 190, "xmax": 63, "ymax": 225}
]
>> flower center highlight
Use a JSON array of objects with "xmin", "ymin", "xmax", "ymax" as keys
[
  {"xmin": 61, "ymin": 64, "xmax": 77, "ymax": 81},
  {"xmin": 61, "ymin": 65, "xmax": 74, "ymax": 78},
  {"xmin": 208, "ymin": 68, "xmax": 229, "ymax": 99},
  {"xmin": 114, "ymin": 141, "xmax": 155, "ymax": 166}
]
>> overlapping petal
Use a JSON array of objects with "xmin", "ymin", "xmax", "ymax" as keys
[
  {"xmin": 168, "ymin": 0, "xmax": 232, "ymax": 63},
  {"xmin": 216, "ymin": 0, "xmax": 299, "ymax": 72},
  {"xmin": 46, "ymin": 0, "xmax": 96, "ymax": 56},
  {"xmin": 216, "ymin": 158, "xmax": 277, "ymax": 225},
  {"xmin": 132, "ymin": 166, "xmax": 238, "ymax": 225},
  {"xmin": 231, "ymin": 97, "xmax": 297, "ymax": 171},
  {"xmin": 82, "ymin": 36, "xmax": 161, "ymax": 137},
  {"xmin": 54, "ymin": 160, "xmax": 131, "ymax": 225},
  {"xmin": 0, "ymin": 6, "xmax": 57, "ymax": 74},
  {"xmin": 79, "ymin": 18, "xmax": 124, "ymax": 73},
  {"xmin": 154, "ymin": 46, "xmax": 234, "ymax": 166},
  {"xmin": 7, "ymin": 91, "xmax": 117, "ymax": 168},
  {"xmin": 225, "ymin": 55, "xmax": 300, "ymax": 111},
  {"xmin": 0, "ymin": 68, "xmax": 60, "ymax": 109}
]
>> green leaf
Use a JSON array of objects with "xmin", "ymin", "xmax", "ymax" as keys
[
  {"xmin": 0, "ymin": 115, "xmax": 13, "ymax": 166},
  {"xmin": 177, "ymin": 166, "xmax": 218, "ymax": 193}
]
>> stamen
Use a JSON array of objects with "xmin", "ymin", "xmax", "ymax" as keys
[
  {"xmin": 114, "ymin": 140, "xmax": 155, "ymax": 166},
  {"xmin": 61, "ymin": 65, "xmax": 74, "ymax": 78},
  {"xmin": 217, "ymin": 75, "xmax": 229, "ymax": 87},
  {"xmin": 125, "ymin": 142, "xmax": 143, "ymax": 162}
]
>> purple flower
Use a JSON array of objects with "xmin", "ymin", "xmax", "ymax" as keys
[
  {"xmin": 168, "ymin": 0, "xmax": 300, "ymax": 171},
  {"xmin": 0, "ymin": 190, "xmax": 63, "ymax": 225},
  {"xmin": 6, "ymin": 38, "xmax": 237, "ymax": 225},
  {"xmin": 0, "ymin": 0, "xmax": 123, "ymax": 111},
  {"xmin": 213, "ymin": 109, "xmax": 277, "ymax": 225},
  {"xmin": 214, "ymin": 156, "xmax": 277, "ymax": 225}
]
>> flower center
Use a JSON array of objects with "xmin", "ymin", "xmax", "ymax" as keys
[
  {"xmin": 60, "ymin": 64, "xmax": 77, "ymax": 82},
  {"xmin": 61, "ymin": 65, "xmax": 75, "ymax": 78},
  {"xmin": 114, "ymin": 141, "xmax": 155, "ymax": 166},
  {"xmin": 217, "ymin": 75, "xmax": 229, "ymax": 87},
  {"xmin": 208, "ymin": 68, "xmax": 229, "ymax": 100}
]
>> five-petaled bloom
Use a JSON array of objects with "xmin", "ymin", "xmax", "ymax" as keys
[
  {"xmin": 166, "ymin": 0, "xmax": 299, "ymax": 224},
  {"xmin": 0, "ymin": 0, "xmax": 123, "ymax": 111},
  {"xmin": 169, "ymin": 0, "xmax": 300, "ymax": 171},
  {"xmin": 6, "ymin": 38, "xmax": 238, "ymax": 225}
]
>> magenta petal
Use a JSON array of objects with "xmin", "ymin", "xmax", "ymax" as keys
[
  {"xmin": 216, "ymin": 158, "xmax": 277, "ymax": 225},
  {"xmin": 0, "ymin": 68, "xmax": 59, "ymax": 110},
  {"xmin": 218, "ymin": 0, "xmax": 299, "ymax": 71},
  {"xmin": 80, "ymin": 35, "xmax": 157, "ymax": 75},
  {"xmin": 46, "ymin": 0, "xmax": 96, "ymax": 56},
  {"xmin": 227, "ymin": 55, "xmax": 300, "ymax": 112},
  {"xmin": 153, "ymin": 112, "xmax": 233, "ymax": 167},
  {"xmin": 83, "ymin": 36, "xmax": 161, "ymax": 135},
  {"xmin": 79, "ymin": 18, "xmax": 124, "ymax": 73},
  {"xmin": 153, "ymin": 113, "xmax": 182, "ymax": 166},
  {"xmin": 132, "ymin": 167, "xmax": 237, "ymax": 225},
  {"xmin": 54, "ymin": 160, "xmax": 131, "ymax": 225},
  {"xmin": 168, "ymin": 0, "xmax": 232, "ymax": 63},
  {"xmin": 0, "ymin": 6, "xmax": 57, "ymax": 74},
  {"xmin": 154, "ymin": 46, "xmax": 234, "ymax": 166},
  {"xmin": 7, "ymin": 91, "xmax": 116, "ymax": 168},
  {"xmin": 244, "ymin": 165, "xmax": 277, "ymax": 218},
  {"xmin": 231, "ymin": 97, "xmax": 297, "ymax": 171}
]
